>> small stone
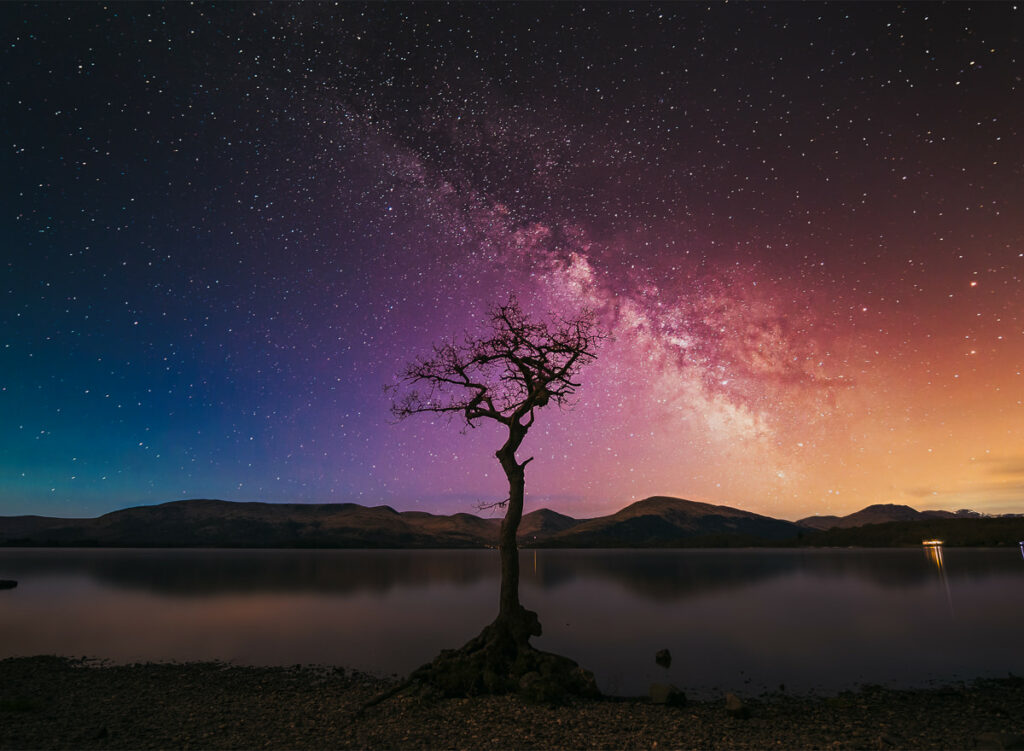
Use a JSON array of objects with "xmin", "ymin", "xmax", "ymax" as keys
[
  {"xmin": 655, "ymin": 649, "xmax": 671, "ymax": 668},
  {"xmin": 648, "ymin": 683, "xmax": 686, "ymax": 706},
  {"xmin": 724, "ymin": 692, "xmax": 750, "ymax": 718}
]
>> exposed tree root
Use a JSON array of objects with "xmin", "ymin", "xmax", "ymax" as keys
[{"xmin": 358, "ymin": 606, "xmax": 599, "ymax": 713}]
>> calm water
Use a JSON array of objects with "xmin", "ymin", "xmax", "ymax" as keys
[{"xmin": 1, "ymin": 547, "xmax": 1022, "ymax": 697}]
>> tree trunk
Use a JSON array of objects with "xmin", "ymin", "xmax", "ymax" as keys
[
  {"xmin": 497, "ymin": 456, "xmax": 524, "ymax": 617},
  {"xmin": 488, "ymin": 423, "xmax": 541, "ymax": 648},
  {"xmin": 495, "ymin": 423, "xmax": 529, "ymax": 624},
  {"xmin": 380, "ymin": 422, "xmax": 600, "ymax": 701}
]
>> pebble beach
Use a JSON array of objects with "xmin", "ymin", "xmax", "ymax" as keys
[{"xmin": 2, "ymin": 656, "xmax": 1022, "ymax": 750}]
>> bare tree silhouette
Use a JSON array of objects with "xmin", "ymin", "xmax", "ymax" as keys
[{"xmin": 387, "ymin": 297, "xmax": 605, "ymax": 699}]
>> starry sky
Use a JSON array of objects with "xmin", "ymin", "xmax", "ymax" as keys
[{"xmin": 2, "ymin": 3, "xmax": 1022, "ymax": 521}]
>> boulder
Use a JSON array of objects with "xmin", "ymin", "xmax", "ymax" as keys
[
  {"xmin": 655, "ymin": 648, "xmax": 671, "ymax": 668},
  {"xmin": 724, "ymin": 691, "xmax": 750, "ymax": 718},
  {"xmin": 648, "ymin": 683, "xmax": 686, "ymax": 706}
]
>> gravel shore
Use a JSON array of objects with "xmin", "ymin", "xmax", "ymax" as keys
[{"xmin": 1, "ymin": 656, "xmax": 1022, "ymax": 750}]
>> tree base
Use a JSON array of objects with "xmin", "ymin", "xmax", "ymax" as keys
[{"xmin": 405, "ymin": 606, "xmax": 600, "ymax": 703}]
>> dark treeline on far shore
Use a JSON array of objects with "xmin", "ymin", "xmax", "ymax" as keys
[
  {"xmin": 786, "ymin": 517, "xmax": 1024, "ymax": 549},
  {"xmin": 539, "ymin": 517, "xmax": 1024, "ymax": 549}
]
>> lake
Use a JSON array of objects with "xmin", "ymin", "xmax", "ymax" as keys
[{"xmin": 1, "ymin": 547, "xmax": 1022, "ymax": 697}]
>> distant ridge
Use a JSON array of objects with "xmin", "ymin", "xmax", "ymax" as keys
[
  {"xmin": 517, "ymin": 508, "xmax": 585, "ymax": 541},
  {"xmin": 541, "ymin": 496, "xmax": 801, "ymax": 547},
  {"xmin": 0, "ymin": 499, "xmax": 498, "ymax": 549},
  {"xmin": 1, "ymin": 496, "xmax": 790, "ymax": 548},
  {"xmin": 1, "ymin": 497, "xmax": 1021, "ymax": 548},
  {"xmin": 0, "ymin": 499, "xmax": 581, "ymax": 549},
  {"xmin": 797, "ymin": 503, "xmax": 987, "ymax": 531}
]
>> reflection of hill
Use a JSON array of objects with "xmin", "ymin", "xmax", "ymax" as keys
[
  {"xmin": 787, "ymin": 548, "xmax": 1024, "ymax": 587},
  {"xmin": 3, "ymin": 549, "xmax": 499, "ymax": 597},
  {"xmin": 4, "ymin": 547, "xmax": 1019, "ymax": 601},
  {"xmin": 528, "ymin": 548, "xmax": 1024, "ymax": 602},
  {"xmin": 526, "ymin": 549, "xmax": 797, "ymax": 601}
]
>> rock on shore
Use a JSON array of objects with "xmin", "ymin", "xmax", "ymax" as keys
[{"xmin": 1, "ymin": 656, "xmax": 1022, "ymax": 750}]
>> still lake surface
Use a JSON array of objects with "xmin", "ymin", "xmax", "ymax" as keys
[{"xmin": 2, "ymin": 547, "xmax": 1023, "ymax": 697}]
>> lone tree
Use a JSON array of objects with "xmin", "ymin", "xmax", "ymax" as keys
[{"xmin": 388, "ymin": 298, "xmax": 605, "ymax": 700}]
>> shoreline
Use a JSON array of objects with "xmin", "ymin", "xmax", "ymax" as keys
[
  {"xmin": 2, "ymin": 656, "xmax": 1022, "ymax": 750},
  {"xmin": 2, "ymin": 541, "xmax": 1023, "ymax": 549}
]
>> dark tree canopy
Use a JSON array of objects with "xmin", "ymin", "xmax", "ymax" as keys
[{"xmin": 391, "ymin": 299, "xmax": 603, "ymax": 433}]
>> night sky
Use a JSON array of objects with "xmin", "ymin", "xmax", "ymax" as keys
[{"xmin": 3, "ymin": 3, "xmax": 1022, "ymax": 521}]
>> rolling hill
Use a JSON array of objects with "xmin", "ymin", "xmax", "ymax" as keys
[
  {"xmin": 2, "ymin": 497, "xmax": 1019, "ymax": 548},
  {"xmin": 797, "ymin": 503, "xmax": 985, "ymax": 531},
  {"xmin": 0, "ymin": 499, "xmax": 497, "ymax": 548},
  {"xmin": 541, "ymin": 496, "xmax": 802, "ymax": 547},
  {"xmin": 1, "ymin": 496, "xmax": 788, "ymax": 548}
]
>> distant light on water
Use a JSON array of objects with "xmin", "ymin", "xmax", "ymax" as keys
[
  {"xmin": 922, "ymin": 540, "xmax": 945, "ymax": 573},
  {"xmin": 923, "ymin": 540, "xmax": 953, "ymax": 616}
]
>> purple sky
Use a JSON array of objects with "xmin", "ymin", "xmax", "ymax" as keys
[{"xmin": 2, "ymin": 3, "xmax": 1022, "ymax": 520}]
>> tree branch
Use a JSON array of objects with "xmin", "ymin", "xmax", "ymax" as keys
[{"xmin": 389, "ymin": 298, "xmax": 607, "ymax": 432}]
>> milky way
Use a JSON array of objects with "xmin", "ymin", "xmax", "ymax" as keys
[{"xmin": 2, "ymin": 3, "xmax": 1021, "ymax": 519}]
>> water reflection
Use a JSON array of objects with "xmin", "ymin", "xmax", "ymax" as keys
[
  {"xmin": 527, "ymin": 547, "xmax": 1022, "ymax": 601},
  {"xmin": 922, "ymin": 540, "xmax": 945, "ymax": 571},
  {"xmin": 1, "ymin": 547, "xmax": 1022, "ymax": 696},
  {"xmin": 0, "ymin": 548, "xmax": 499, "ymax": 597},
  {"xmin": 1, "ymin": 546, "xmax": 1022, "ymax": 600},
  {"xmin": 922, "ymin": 541, "xmax": 954, "ymax": 616}
]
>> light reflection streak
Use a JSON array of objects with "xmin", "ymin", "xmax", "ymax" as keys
[{"xmin": 923, "ymin": 540, "xmax": 954, "ymax": 617}]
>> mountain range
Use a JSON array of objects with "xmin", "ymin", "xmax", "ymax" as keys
[
  {"xmin": 796, "ymin": 503, "xmax": 987, "ymax": 530},
  {"xmin": 2, "ymin": 497, "xmax": 1021, "ymax": 548}
]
